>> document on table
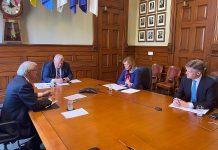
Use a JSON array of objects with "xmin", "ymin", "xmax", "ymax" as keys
[
  {"xmin": 61, "ymin": 108, "xmax": 88, "ymax": 119},
  {"xmin": 169, "ymin": 103, "xmax": 209, "ymax": 114},
  {"xmin": 121, "ymin": 88, "xmax": 140, "ymax": 94},
  {"xmin": 34, "ymin": 83, "xmax": 51, "ymax": 89},
  {"xmin": 64, "ymin": 94, "xmax": 87, "ymax": 101},
  {"xmin": 103, "ymin": 83, "xmax": 127, "ymax": 91},
  {"xmin": 70, "ymin": 79, "xmax": 82, "ymax": 83},
  {"xmin": 56, "ymin": 82, "xmax": 70, "ymax": 86}
]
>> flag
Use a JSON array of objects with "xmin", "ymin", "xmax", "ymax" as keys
[
  {"xmin": 70, "ymin": 0, "xmax": 78, "ymax": 14},
  {"xmin": 42, "ymin": 0, "xmax": 53, "ymax": 11},
  {"xmin": 57, "ymin": 0, "xmax": 67, "ymax": 13},
  {"xmin": 89, "ymin": 0, "xmax": 98, "ymax": 16},
  {"xmin": 79, "ymin": 0, "xmax": 87, "ymax": 13},
  {"xmin": 30, "ymin": 0, "xmax": 37, "ymax": 7},
  {"xmin": 14, "ymin": 0, "xmax": 21, "ymax": 6}
]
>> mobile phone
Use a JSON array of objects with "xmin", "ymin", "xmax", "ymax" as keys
[{"xmin": 210, "ymin": 113, "xmax": 218, "ymax": 120}]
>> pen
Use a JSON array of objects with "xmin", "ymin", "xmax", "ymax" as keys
[{"xmin": 118, "ymin": 140, "xmax": 135, "ymax": 150}]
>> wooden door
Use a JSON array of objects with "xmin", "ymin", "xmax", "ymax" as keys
[
  {"xmin": 174, "ymin": 0, "xmax": 216, "ymax": 68},
  {"xmin": 98, "ymin": 0, "xmax": 125, "ymax": 82}
]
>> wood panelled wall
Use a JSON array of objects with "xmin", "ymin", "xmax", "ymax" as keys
[{"xmin": 0, "ymin": 45, "xmax": 98, "ymax": 102}]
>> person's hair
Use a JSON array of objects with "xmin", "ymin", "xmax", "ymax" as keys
[
  {"xmin": 185, "ymin": 59, "xmax": 206, "ymax": 73},
  {"xmin": 17, "ymin": 61, "xmax": 37, "ymax": 76},
  {"xmin": 54, "ymin": 54, "xmax": 64, "ymax": 61},
  {"xmin": 123, "ymin": 56, "xmax": 136, "ymax": 69}
]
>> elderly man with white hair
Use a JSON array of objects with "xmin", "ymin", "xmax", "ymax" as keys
[
  {"xmin": 41, "ymin": 54, "xmax": 73, "ymax": 83},
  {"xmin": 1, "ymin": 61, "xmax": 53, "ymax": 149}
]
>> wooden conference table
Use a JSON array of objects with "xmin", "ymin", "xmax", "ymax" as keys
[{"xmin": 29, "ymin": 78, "xmax": 218, "ymax": 150}]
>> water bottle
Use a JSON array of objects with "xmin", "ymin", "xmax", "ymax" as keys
[
  {"xmin": 67, "ymin": 100, "xmax": 74, "ymax": 111},
  {"xmin": 108, "ymin": 84, "xmax": 113, "ymax": 95}
]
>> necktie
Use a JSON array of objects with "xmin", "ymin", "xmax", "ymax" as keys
[
  {"xmin": 191, "ymin": 80, "xmax": 197, "ymax": 102},
  {"xmin": 56, "ymin": 68, "xmax": 61, "ymax": 79}
]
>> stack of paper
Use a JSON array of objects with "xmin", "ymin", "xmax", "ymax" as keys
[
  {"xmin": 70, "ymin": 79, "xmax": 82, "ymax": 83},
  {"xmin": 56, "ymin": 82, "xmax": 69, "ymax": 86},
  {"xmin": 64, "ymin": 94, "xmax": 87, "ymax": 101},
  {"xmin": 121, "ymin": 88, "xmax": 140, "ymax": 94},
  {"xmin": 34, "ymin": 83, "xmax": 51, "ymax": 89},
  {"xmin": 61, "ymin": 108, "xmax": 88, "ymax": 119},
  {"xmin": 103, "ymin": 83, "xmax": 127, "ymax": 91}
]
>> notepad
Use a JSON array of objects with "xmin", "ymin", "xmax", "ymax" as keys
[
  {"xmin": 56, "ymin": 82, "xmax": 70, "ymax": 86},
  {"xmin": 70, "ymin": 79, "xmax": 82, "ymax": 83},
  {"xmin": 34, "ymin": 83, "xmax": 51, "ymax": 89},
  {"xmin": 61, "ymin": 108, "xmax": 88, "ymax": 119},
  {"xmin": 121, "ymin": 88, "xmax": 140, "ymax": 94},
  {"xmin": 169, "ymin": 103, "xmax": 209, "ymax": 114}
]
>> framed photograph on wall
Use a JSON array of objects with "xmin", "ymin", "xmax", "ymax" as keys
[
  {"xmin": 157, "ymin": 0, "xmax": 166, "ymax": 11},
  {"xmin": 146, "ymin": 29, "xmax": 155, "ymax": 42},
  {"xmin": 148, "ymin": 0, "xmax": 156, "ymax": 13},
  {"xmin": 139, "ymin": 16, "xmax": 146, "ymax": 28},
  {"xmin": 139, "ymin": 2, "xmax": 146, "ymax": 15},
  {"xmin": 157, "ymin": 13, "xmax": 166, "ymax": 26},
  {"xmin": 147, "ymin": 15, "xmax": 155, "ymax": 28},
  {"xmin": 138, "ymin": 30, "xmax": 146, "ymax": 42},
  {"xmin": 156, "ymin": 28, "xmax": 165, "ymax": 42},
  {"xmin": 3, "ymin": 20, "xmax": 22, "ymax": 43}
]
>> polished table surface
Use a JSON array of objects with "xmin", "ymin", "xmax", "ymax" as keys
[{"xmin": 29, "ymin": 78, "xmax": 218, "ymax": 150}]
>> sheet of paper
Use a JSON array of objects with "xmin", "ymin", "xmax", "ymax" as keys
[
  {"xmin": 70, "ymin": 79, "xmax": 82, "ymax": 83},
  {"xmin": 56, "ymin": 82, "xmax": 70, "ymax": 86},
  {"xmin": 64, "ymin": 94, "xmax": 87, "ymax": 101},
  {"xmin": 61, "ymin": 108, "xmax": 88, "ymax": 119},
  {"xmin": 34, "ymin": 83, "xmax": 51, "ymax": 89},
  {"xmin": 103, "ymin": 83, "xmax": 127, "ymax": 91},
  {"xmin": 121, "ymin": 88, "xmax": 140, "ymax": 94},
  {"xmin": 169, "ymin": 103, "xmax": 209, "ymax": 114}
]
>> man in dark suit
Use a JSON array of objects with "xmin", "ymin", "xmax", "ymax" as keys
[
  {"xmin": 1, "ymin": 61, "xmax": 53, "ymax": 150},
  {"xmin": 41, "ymin": 54, "xmax": 73, "ymax": 83},
  {"xmin": 173, "ymin": 59, "xmax": 216, "ymax": 109}
]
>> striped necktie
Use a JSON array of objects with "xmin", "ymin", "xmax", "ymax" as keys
[
  {"xmin": 56, "ymin": 68, "xmax": 61, "ymax": 79},
  {"xmin": 191, "ymin": 80, "xmax": 197, "ymax": 102}
]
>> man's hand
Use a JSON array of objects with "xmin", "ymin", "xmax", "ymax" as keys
[
  {"xmin": 173, "ymin": 98, "xmax": 189, "ymax": 108},
  {"xmin": 42, "ymin": 90, "xmax": 52, "ymax": 97},
  {"xmin": 55, "ymin": 78, "xmax": 64, "ymax": 83},
  {"xmin": 63, "ymin": 77, "xmax": 70, "ymax": 82}
]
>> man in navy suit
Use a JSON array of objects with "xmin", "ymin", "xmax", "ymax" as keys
[
  {"xmin": 173, "ymin": 59, "xmax": 216, "ymax": 109},
  {"xmin": 41, "ymin": 54, "xmax": 73, "ymax": 83},
  {"xmin": 1, "ymin": 61, "xmax": 53, "ymax": 149}
]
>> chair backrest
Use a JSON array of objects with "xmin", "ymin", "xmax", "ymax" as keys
[
  {"xmin": 139, "ymin": 66, "xmax": 152, "ymax": 90},
  {"xmin": 151, "ymin": 64, "xmax": 163, "ymax": 77},
  {"xmin": 40, "ymin": 62, "xmax": 48, "ymax": 82},
  {"xmin": 209, "ymin": 75, "xmax": 218, "ymax": 108},
  {"xmin": 165, "ymin": 66, "xmax": 181, "ymax": 83}
]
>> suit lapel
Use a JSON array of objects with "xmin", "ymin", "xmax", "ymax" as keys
[
  {"xmin": 197, "ymin": 77, "xmax": 204, "ymax": 101},
  {"xmin": 187, "ymin": 78, "xmax": 192, "ymax": 100}
]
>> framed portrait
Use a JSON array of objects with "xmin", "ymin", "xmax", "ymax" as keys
[
  {"xmin": 148, "ymin": 0, "xmax": 156, "ymax": 13},
  {"xmin": 157, "ymin": 0, "xmax": 166, "ymax": 11},
  {"xmin": 157, "ymin": 13, "xmax": 166, "ymax": 26},
  {"xmin": 147, "ymin": 15, "xmax": 155, "ymax": 28},
  {"xmin": 138, "ymin": 30, "xmax": 146, "ymax": 42},
  {"xmin": 156, "ymin": 28, "xmax": 165, "ymax": 42},
  {"xmin": 139, "ymin": 2, "xmax": 146, "ymax": 15},
  {"xmin": 139, "ymin": 16, "xmax": 146, "ymax": 28},
  {"xmin": 146, "ymin": 29, "xmax": 155, "ymax": 42},
  {"xmin": 3, "ymin": 20, "xmax": 22, "ymax": 43}
]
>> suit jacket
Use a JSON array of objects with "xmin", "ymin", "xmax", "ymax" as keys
[
  {"xmin": 174, "ymin": 75, "xmax": 216, "ymax": 109},
  {"xmin": 117, "ymin": 68, "xmax": 141, "ymax": 89},
  {"xmin": 0, "ymin": 76, "xmax": 51, "ymax": 138},
  {"xmin": 41, "ymin": 61, "xmax": 73, "ymax": 83}
]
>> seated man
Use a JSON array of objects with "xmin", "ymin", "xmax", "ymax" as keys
[
  {"xmin": 173, "ymin": 59, "xmax": 216, "ymax": 109},
  {"xmin": 41, "ymin": 54, "xmax": 73, "ymax": 83},
  {"xmin": 117, "ymin": 56, "xmax": 140, "ymax": 89},
  {"xmin": 1, "ymin": 61, "xmax": 53, "ymax": 149}
]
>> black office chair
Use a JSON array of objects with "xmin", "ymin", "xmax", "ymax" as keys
[
  {"xmin": 139, "ymin": 66, "xmax": 152, "ymax": 90},
  {"xmin": 41, "ymin": 62, "xmax": 48, "ymax": 82},
  {"xmin": 0, "ymin": 105, "xmax": 21, "ymax": 150},
  {"xmin": 209, "ymin": 75, "xmax": 218, "ymax": 108}
]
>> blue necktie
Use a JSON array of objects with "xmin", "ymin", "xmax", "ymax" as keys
[
  {"xmin": 56, "ymin": 68, "xmax": 61, "ymax": 79},
  {"xmin": 191, "ymin": 80, "xmax": 197, "ymax": 102}
]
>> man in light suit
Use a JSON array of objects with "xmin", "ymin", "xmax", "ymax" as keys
[
  {"xmin": 41, "ymin": 54, "xmax": 73, "ymax": 83},
  {"xmin": 1, "ymin": 61, "xmax": 53, "ymax": 149},
  {"xmin": 173, "ymin": 59, "xmax": 216, "ymax": 109}
]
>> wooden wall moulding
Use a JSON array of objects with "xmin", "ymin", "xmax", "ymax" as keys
[{"xmin": 0, "ymin": 45, "xmax": 98, "ymax": 102}]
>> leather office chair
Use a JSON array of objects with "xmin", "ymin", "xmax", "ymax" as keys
[
  {"xmin": 139, "ymin": 66, "xmax": 152, "ymax": 90},
  {"xmin": 40, "ymin": 62, "xmax": 47, "ymax": 82},
  {"xmin": 209, "ymin": 75, "xmax": 218, "ymax": 108},
  {"xmin": 0, "ymin": 105, "xmax": 21, "ymax": 150},
  {"xmin": 151, "ymin": 64, "xmax": 163, "ymax": 91},
  {"xmin": 156, "ymin": 66, "xmax": 181, "ymax": 95}
]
